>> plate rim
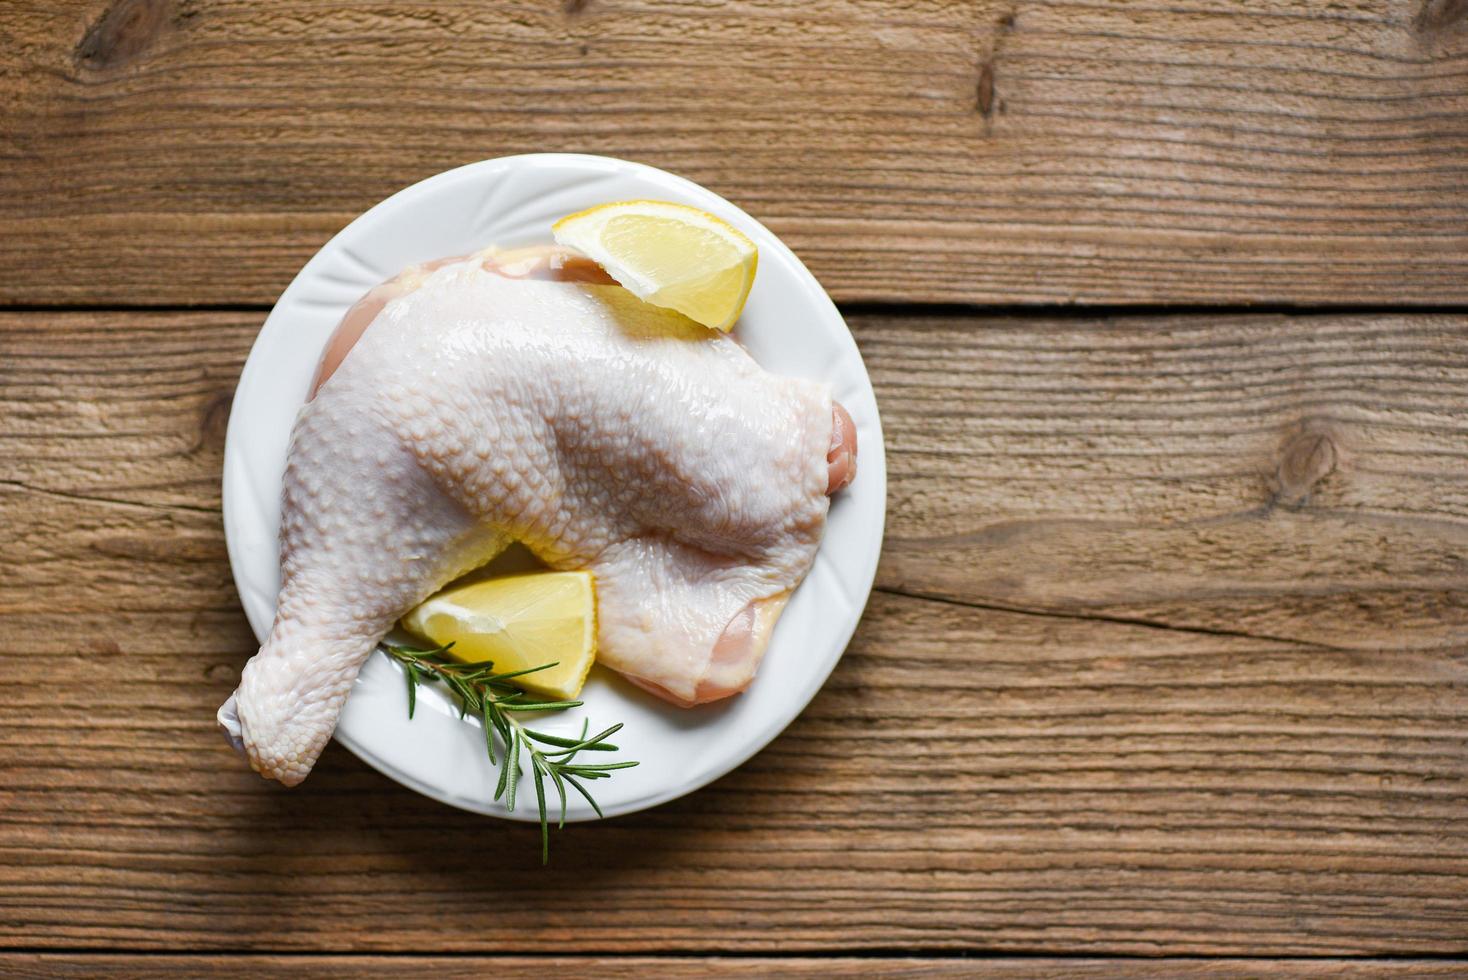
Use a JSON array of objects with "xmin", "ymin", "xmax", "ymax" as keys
[{"xmin": 222, "ymin": 152, "xmax": 887, "ymax": 820}]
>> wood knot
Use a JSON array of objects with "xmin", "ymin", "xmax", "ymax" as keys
[
  {"xmin": 977, "ymin": 62, "xmax": 995, "ymax": 117},
  {"xmin": 1417, "ymin": 0, "xmax": 1468, "ymax": 33},
  {"xmin": 76, "ymin": 0, "xmax": 175, "ymax": 74},
  {"xmin": 192, "ymin": 388, "xmax": 233, "ymax": 456},
  {"xmin": 564, "ymin": 0, "xmax": 591, "ymax": 13},
  {"xmin": 1276, "ymin": 430, "xmax": 1337, "ymax": 506}
]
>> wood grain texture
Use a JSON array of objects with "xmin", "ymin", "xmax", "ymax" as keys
[
  {"xmin": 1, "ymin": 311, "xmax": 1466, "ymax": 955},
  {"xmin": 4, "ymin": 955, "xmax": 1466, "ymax": 978},
  {"xmin": 4, "ymin": 0, "xmax": 1468, "ymax": 306},
  {"xmin": 872, "ymin": 313, "xmax": 1468, "ymax": 647}
]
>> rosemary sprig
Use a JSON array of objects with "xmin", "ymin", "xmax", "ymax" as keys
[{"xmin": 383, "ymin": 641, "xmax": 638, "ymax": 863}]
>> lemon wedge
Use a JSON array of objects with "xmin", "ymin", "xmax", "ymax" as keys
[
  {"xmin": 400, "ymin": 571, "xmax": 597, "ymax": 700},
  {"xmin": 552, "ymin": 199, "xmax": 758, "ymax": 332}
]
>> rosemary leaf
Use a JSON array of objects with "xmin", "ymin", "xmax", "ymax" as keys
[
  {"xmin": 496, "ymin": 700, "xmax": 583, "ymax": 713},
  {"xmin": 383, "ymin": 642, "xmax": 636, "ymax": 861},
  {"xmin": 480, "ymin": 702, "xmax": 497, "ymax": 766},
  {"xmin": 561, "ymin": 773, "xmax": 604, "ymax": 819},
  {"xmin": 404, "ymin": 664, "xmax": 418, "ymax": 719},
  {"xmin": 564, "ymin": 761, "xmax": 640, "ymax": 773},
  {"xmin": 522, "ymin": 729, "xmax": 594, "ymax": 749},
  {"xmin": 532, "ymin": 759, "xmax": 549, "ymax": 864},
  {"xmin": 549, "ymin": 766, "xmax": 569, "ymax": 829},
  {"xmin": 504, "ymin": 726, "xmax": 521, "ymax": 812},
  {"xmin": 480, "ymin": 662, "xmax": 564, "ymax": 684},
  {"xmin": 494, "ymin": 737, "xmax": 511, "ymax": 801},
  {"xmin": 536, "ymin": 722, "xmax": 623, "ymax": 755}
]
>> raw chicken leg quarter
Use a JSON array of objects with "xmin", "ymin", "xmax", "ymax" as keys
[{"xmin": 218, "ymin": 246, "xmax": 857, "ymax": 786}]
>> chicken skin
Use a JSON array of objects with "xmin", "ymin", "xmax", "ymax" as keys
[{"xmin": 219, "ymin": 246, "xmax": 856, "ymax": 786}]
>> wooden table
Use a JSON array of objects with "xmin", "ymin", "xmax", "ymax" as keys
[{"xmin": 3, "ymin": 2, "xmax": 1466, "ymax": 975}]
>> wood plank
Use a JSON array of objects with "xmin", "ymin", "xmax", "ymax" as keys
[
  {"xmin": 4, "ymin": 1, "xmax": 1468, "ymax": 306},
  {"xmin": 3, "ymin": 955, "xmax": 1466, "ymax": 978},
  {"xmin": 1, "ymin": 311, "xmax": 1467, "ymax": 954},
  {"xmin": 871, "ymin": 313, "xmax": 1468, "ymax": 648}
]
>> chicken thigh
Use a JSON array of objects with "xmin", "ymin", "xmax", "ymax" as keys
[{"xmin": 219, "ymin": 247, "xmax": 856, "ymax": 786}]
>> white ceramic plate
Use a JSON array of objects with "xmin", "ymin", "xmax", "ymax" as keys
[{"xmin": 223, "ymin": 154, "xmax": 886, "ymax": 820}]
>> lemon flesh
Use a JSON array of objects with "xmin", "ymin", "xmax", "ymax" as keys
[
  {"xmin": 552, "ymin": 200, "xmax": 758, "ymax": 332},
  {"xmin": 400, "ymin": 571, "xmax": 597, "ymax": 700}
]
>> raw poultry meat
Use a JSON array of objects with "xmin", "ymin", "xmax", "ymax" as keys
[{"xmin": 218, "ymin": 246, "xmax": 857, "ymax": 786}]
